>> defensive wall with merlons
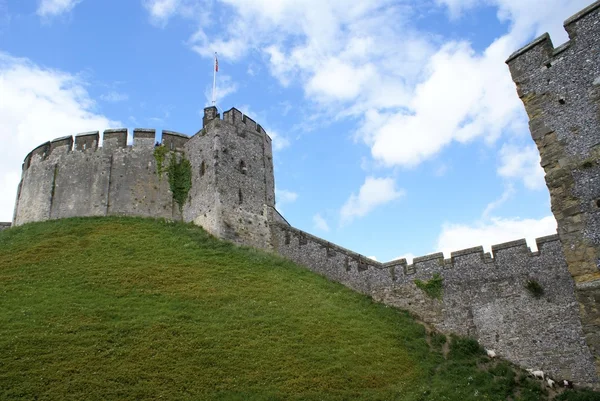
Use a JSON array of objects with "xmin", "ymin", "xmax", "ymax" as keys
[{"xmin": 3, "ymin": 0, "xmax": 600, "ymax": 388}]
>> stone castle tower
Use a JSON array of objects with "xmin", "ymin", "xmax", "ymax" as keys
[
  {"xmin": 7, "ymin": 0, "xmax": 600, "ymax": 388},
  {"xmin": 12, "ymin": 106, "xmax": 276, "ymax": 250},
  {"xmin": 506, "ymin": 0, "xmax": 600, "ymax": 377}
]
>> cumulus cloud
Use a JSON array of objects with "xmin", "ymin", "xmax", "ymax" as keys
[
  {"xmin": 362, "ymin": 36, "xmax": 523, "ymax": 167},
  {"xmin": 142, "ymin": 0, "xmax": 202, "ymax": 27},
  {"xmin": 498, "ymin": 144, "xmax": 546, "ymax": 190},
  {"xmin": 0, "ymin": 52, "xmax": 119, "ymax": 221},
  {"xmin": 340, "ymin": 177, "xmax": 404, "ymax": 224},
  {"xmin": 436, "ymin": 215, "xmax": 557, "ymax": 255},
  {"xmin": 37, "ymin": 0, "xmax": 81, "ymax": 17},
  {"xmin": 142, "ymin": 0, "xmax": 179, "ymax": 26},
  {"xmin": 157, "ymin": 0, "xmax": 592, "ymax": 174},
  {"xmin": 313, "ymin": 213, "xmax": 329, "ymax": 232}
]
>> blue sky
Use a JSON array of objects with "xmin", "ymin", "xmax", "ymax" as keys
[{"xmin": 0, "ymin": 0, "xmax": 594, "ymax": 262}]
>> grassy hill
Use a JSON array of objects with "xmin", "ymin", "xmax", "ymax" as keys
[{"xmin": 0, "ymin": 217, "xmax": 598, "ymax": 401}]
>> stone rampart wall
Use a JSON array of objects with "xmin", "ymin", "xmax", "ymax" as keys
[
  {"xmin": 13, "ymin": 129, "xmax": 189, "ymax": 226},
  {"xmin": 271, "ymin": 222, "xmax": 597, "ymax": 385},
  {"xmin": 0, "ymin": 222, "xmax": 11, "ymax": 231}
]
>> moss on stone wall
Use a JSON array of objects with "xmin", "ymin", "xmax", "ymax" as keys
[
  {"xmin": 415, "ymin": 273, "xmax": 443, "ymax": 300},
  {"xmin": 153, "ymin": 145, "xmax": 169, "ymax": 179}
]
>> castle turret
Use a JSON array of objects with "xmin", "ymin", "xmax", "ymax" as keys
[
  {"xmin": 506, "ymin": 0, "xmax": 600, "ymax": 380},
  {"xmin": 183, "ymin": 107, "xmax": 276, "ymax": 249}
]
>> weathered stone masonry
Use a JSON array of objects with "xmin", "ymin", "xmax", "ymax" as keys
[
  {"xmin": 506, "ymin": 0, "xmax": 600, "ymax": 380},
  {"xmin": 8, "ymin": 0, "xmax": 600, "ymax": 388}
]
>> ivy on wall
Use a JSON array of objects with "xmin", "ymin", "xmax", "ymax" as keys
[{"xmin": 154, "ymin": 145, "xmax": 192, "ymax": 212}]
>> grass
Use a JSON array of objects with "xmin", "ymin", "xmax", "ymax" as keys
[{"xmin": 0, "ymin": 217, "xmax": 597, "ymax": 400}]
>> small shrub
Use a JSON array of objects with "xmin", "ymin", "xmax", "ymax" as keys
[
  {"xmin": 448, "ymin": 335, "xmax": 484, "ymax": 360},
  {"xmin": 414, "ymin": 273, "xmax": 443, "ymax": 300},
  {"xmin": 430, "ymin": 332, "xmax": 447, "ymax": 350},
  {"xmin": 525, "ymin": 279, "xmax": 544, "ymax": 298}
]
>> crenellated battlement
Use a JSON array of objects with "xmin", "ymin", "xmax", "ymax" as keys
[
  {"xmin": 203, "ymin": 106, "xmax": 270, "ymax": 141},
  {"xmin": 506, "ymin": 0, "xmax": 600, "ymax": 79},
  {"xmin": 272, "ymin": 222, "xmax": 562, "ymax": 279},
  {"xmin": 21, "ymin": 128, "xmax": 193, "ymax": 172}
]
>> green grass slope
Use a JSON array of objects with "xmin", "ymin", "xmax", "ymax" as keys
[{"xmin": 0, "ymin": 217, "xmax": 598, "ymax": 401}]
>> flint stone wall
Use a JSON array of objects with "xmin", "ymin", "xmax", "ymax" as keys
[
  {"xmin": 506, "ymin": 0, "xmax": 600, "ymax": 378},
  {"xmin": 271, "ymin": 222, "xmax": 597, "ymax": 386}
]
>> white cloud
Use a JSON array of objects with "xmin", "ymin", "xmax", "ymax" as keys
[
  {"xmin": 436, "ymin": 215, "xmax": 557, "ymax": 256},
  {"xmin": 313, "ymin": 213, "xmax": 329, "ymax": 232},
  {"xmin": 367, "ymin": 255, "xmax": 378, "ymax": 262},
  {"xmin": 204, "ymin": 74, "xmax": 238, "ymax": 105},
  {"xmin": 100, "ymin": 91, "xmax": 129, "ymax": 103},
  {"xmin": 0, "ymin": 52, "xmax": 119, "ymax": 222},
  {"xmin": 37, "ymin": 0, "xmax": 81, "ymax": 17},
  {"xmin": 435, "ymin": 0, "xmax": 592, "ymax": 44},
  {"xmin": 362, "ymin": 36, "xmax": 523, "ymax": 167},
  {"xmin": 340, "ymin": 177, "xmax": 404, "ymax": 224},
  {"xmin": 275, "ymin": 189, "xmax": 298, "ymax": 205},
  {"xmin": 142, "ymin": 0, "xmax": 202, "ymax": 27},
  {"xmin": 142, "ymin": 0, "xmax": 179, "ymax": 26},
  {"xmin": 164, "ymin": 0, "xmax": 591, "ymax": 173},
  {"xmin": 482, "ymin": 184, "xmax": 515, "ymax": 218},
  {"xmin": 498, "ymin": 144, "xmax": 546, "ymax": 190}
]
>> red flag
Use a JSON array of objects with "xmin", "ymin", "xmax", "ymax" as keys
[{"xmin": 215, "ymin": 56, "xmax": 219, "ymax": 72}]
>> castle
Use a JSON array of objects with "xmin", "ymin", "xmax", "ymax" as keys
[{"xmin": 4, "ymin": 0, "xmax": 600, "ymax": 388}]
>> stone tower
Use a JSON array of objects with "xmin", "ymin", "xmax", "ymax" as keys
[
  {"xmin": 506, "ymin": 0, "xmax": 600, "ymax": 377},
  {"xmin": 183, "ymin": 106, "xmax": 276, "ymax": 249}
]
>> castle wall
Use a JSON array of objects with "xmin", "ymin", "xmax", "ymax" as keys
[
  {"xmin": 506, "ymin": 0, "xmax": 600, "ymax": 378},
  {"xmin": 13, "ymin": 129, "xmax": 182, "ymax": 226},
  {"xmin": 0, "ymin": 222, "xmax": 11, "ymax": 231},
  {"xmin": 271, "ymin": 223, "xmax": 597, "ymax": 385}
]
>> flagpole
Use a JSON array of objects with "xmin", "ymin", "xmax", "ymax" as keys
[{"xmin": 212, "ymin": 52, "xmax": 217, "ymax": 106}]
